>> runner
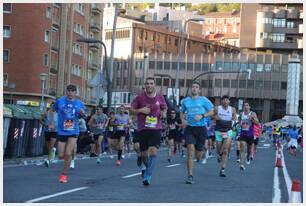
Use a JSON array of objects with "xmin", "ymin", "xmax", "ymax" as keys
[
  {"xmin": 49, "ymin": 84, "xmax": 86, "ymax": 183},
  {"xmin": 287, "ymin": 125, "xmax": 299, "ymax": 156},
  {"xmin": 130, "ymin": 77, "xmax": 167, "ymax": 186},
  {"xmin": 206, "ymin": 117, "xmax": 216, "ymax": 159},
  {"xmin": 180, "ymin": 81, "xmax": 214, "ymax": 184},
  {"xmin": 167, "ymin": 109, "xmax": 182, "ymax": 162},
  {"xmin": 213, "ymin": 95, "xmax": 237, "ymax": 177},
  {"xmin": 40, "ymin": 102, "xmax": 58, "ymax": 167},
  {"xmin": 238, "ymin": 101, "xmax": 259, "ymax": 170},
  {"xmin": 106, "ymin": 111, "xmax": 116, "ymax": 159},
  {"xmin": 113, "ymin": 105, "xmax": 129, "ymax": 165},
  {"xmin": 251, "ymin": 121, "xmax": 262, "ymax": 160},
  {"xmin": 88, "ymin": 105, "xmax": 108, "ymax": 164}
]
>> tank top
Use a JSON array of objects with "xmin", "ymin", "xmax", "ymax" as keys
[
  {"xmin": 215, "ymin": 105, "xmax": 233, "ymax": 132},
  {"xmin": 240, "ymin": 111, "xmax": 253, "ymax": 137},
  {"xmin": 92, "ymin": 113, "xmax": 106, "ymax": 134},
  {"xmin": 115, "ymin": 114, "xmax": 128, "ymax": 131}
]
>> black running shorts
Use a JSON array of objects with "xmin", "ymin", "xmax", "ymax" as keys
[
  {"xmin": 184, "ymin": 126, "xmax": 207, "ymax": 151},
  {"xmin": 57, "ymin": 135, "xmax": 78, "ymax": 143},
  {"xmin": 238, "ymin": 135, "xmax": 254, "ymax": 145},
  {"xmin": 44, "ymin": 131, "xmax": 57, "ymax": 141},
  {"xmin": 138, "ymin": 129, "xmax": 161, "ymax": 152}
]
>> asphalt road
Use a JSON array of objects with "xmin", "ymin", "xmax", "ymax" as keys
[{"xmin": 3, "ymin": 141, "xmax": 303, "ymax": 203}]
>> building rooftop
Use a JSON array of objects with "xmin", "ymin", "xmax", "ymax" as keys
[{"xmin": 204, "ymin": 10, "xmax": 240, "ymax": 18}]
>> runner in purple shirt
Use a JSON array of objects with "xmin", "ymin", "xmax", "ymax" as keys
[{"xmin": 130, "ymin": 77, "xmax": 167, "ymax": 186}]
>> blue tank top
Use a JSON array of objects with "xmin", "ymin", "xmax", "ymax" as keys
[{"xmin": 115, "ymin": 114, "xmax": 128, "ymax": 131}]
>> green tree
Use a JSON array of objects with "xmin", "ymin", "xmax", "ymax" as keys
[{"xmin": 190, "ymin": 4, "xmax": 218, "ymax": 15}]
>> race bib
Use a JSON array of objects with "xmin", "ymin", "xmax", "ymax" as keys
[
  {"xmin": 118, "ymin": 123, "xmax": 124, "ymax": 130},
  {"xmin": 145, "ymin": 116, "xmax": 157, "ymax": 128},
  {"xmin": 64, "ymin": 119, "xmax": 75, "ymax": 131},
  {"xmin": 96, "ymin": 122, "xmax": 103, "ymax": 129},
  {"xmin": 241, "ymin": 120, "xmax": 250, "ymax": 131},
  {"xmin": 109, "ymin": 126, "xmax": 113, "ymax": 132}
]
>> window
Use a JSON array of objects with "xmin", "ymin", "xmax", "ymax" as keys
[
  {"xmin": 281, "ymin": 82, "xmax": 287, "ymax": 90},
  {"xmin": 4, "ymin": 3, "xmax": 12, "ymax": 13},
  {"xmin": 3, "ymin": 73, "xmax": 8, "ymax": 86},
  {"xmin": 46, "ymin": 7, "xmax": 52, "ymax": 18},
  {"xmin": 264, "ymin": 81, "xmax": 271, "ymax": 90},
  {"xmin": 224, "ymin": 62, "xmax": 232, "ymax": 71},
  {"xmin": 157, "ymin": 61, "xmax": 163, "ymax": 70},
  {"xmin": 271, "ymin": 33, "xmax": 285, "ymax": 43},
  {"xmin": 156, "ymin": 78, "xmax": 162, "ymax": 86},
  {"xmin": 163, "ymin": 78, "xmax": 169, "ymax": 86},
  {"xmin": 3, "ymin": 26, "xmax": 11, "ymax": 38},
  {"xmin": 273, "ymin": 64, "xmax": 280, "ymax": 72},
  {"xmin": 256, "ymin": 64, "xmax": 264, "ymax": 72},
  {"xmin": 72, "ymin": 43, "xmax": 83, "ymax": 56},
  {"xmin": 187, "ymin": 62, "xmax": 193, "ymax": 71},
  {"xmin": 44, "ymin": 30, "xmax": 50, "ymax": 42},
  {"xmin": 76, "ymin": 4, "xmax": 85, "ymax": 15},
  {"xmin": 239, "ymin": 80, "xmax": 246, "ymax": 88},
  {"xmin": 215, "ymin": 79, "xmax": 221, "ymax": 88},
  {"xmin": 260, "ymin": 32, "xmax": 268, "ymax": 39},
  {"xmin": 179, "ymin": 79, "xmax": 185, "ymax": 87},
  {"xmin": 164, "ymin": 61, "xmax": 170, "ymax": 70},
  {"xmin": 195, "ymin": 63, "xmax": 201, "ymax": 71},
  {"xmin": 76, "ymin": 85, "xmax": 81, "ymax": 96},
  {"xmin": 116, "ymin": 77, "xmax": 120, "ymax": 86},
  {"xmin": 43, "ymin": 54, "xmax": 49, "ymax": 66},
  {"xmin": 262, "ymin": 17, "xmax": 272, "ymax": 24},
  {"xmin": 273, "ymin": 19, "xmax": 286, "ymax": 28},
  {"xmin": 149, "ymin": 61, "xmax": 155, "ymax": 69},
  {"xmin": 3, "ymin": 49, "xmax": 9, "ymax": 63},
  {"xmin": 223, "ymin": 79, "xmax": 230, "ymax": 88},
  {"xmin": 255, "ymin": 81, "xmax": 263, "ymax": 89},
  {"xmin": 287, "ymin": 22, "xmax": 294, "ymax": 28},
  {"xmin": 202, "ymin": 63, "xmax": 209, "ymax": 71},
  {"xmin": 145, "ymin": 32, "xmax": 148, "ymax": 40},
  {"xmin": 240, "ymin": 63, "xmax": 247, "ymax": 71},
  {"xmin": 264, "ymin": 64, "xmax": 272, "ymax": 72},
  {"xmin": 272, "ymin": 81, "xmax": 279, "ymax": 90},
  {"xmin": 72, "ymin": 64, "xmax": 82, "ymax": 76},
  {"xmin": 247, "ymin": 80, "xmax": 254, "ymax": 89},
  {"xmin": 74, "ymin": 23, "xmax": 85, "ymax": 36}
]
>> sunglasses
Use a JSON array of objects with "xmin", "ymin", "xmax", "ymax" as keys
[{"xmin": 67, "ymin": 89, "xmax": 76, "ymax": 92}]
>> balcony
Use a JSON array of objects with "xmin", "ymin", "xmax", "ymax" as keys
[
  {"xmin": 274, "ymin": 8, "xmax": 286, "ymax": 18},
  {"xmin": 51, "ymin": 39, "xmax": 59, "ymax": 51},
  {"xmin": 271, "ymin": 41, "xmax": 298, "ymax": 49},
  {"xmin": 91, "ymin": 4, "xmax": 101, "ymax": 14},
  {"xmin": 298, "ymin": 39, "xmax": 303, "ymax": 49},
  {"xmin": 90, "ymin": 20, "xmax": 101, "ymax": 33},
  {"xmin": 273, "ymin": 27, "xmax": 298, "ymax": 34},
  {"xmin": 50, "ymin": 64, "xmax": 58, "ymax": 74},
  {"xmin": 299, "ymin": 24, "xmax": 303, "ymax": 34},
  {"xmin": 256, "ymin": 38, "xmax": 271, "ymax": 48},
  {"xmin": 287, "ymin": 9, "xmax": 299, "ymax": 19},
  {"xmin": 89, "ymin": 43, "xmax": 101, "ymax": 51},
  {"xmin": 88, "ymin": 60, "xmax": 100, "ymax": 70}
]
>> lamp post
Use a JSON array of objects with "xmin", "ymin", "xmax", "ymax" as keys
[
  {"xmin": 77, "ymin": 38, "xmax": 109, "ymax": 110},
  {"xmin": 185, "ymin": 70, "xmax": 251, "ymax": 97},
  {"xmin": 39, "ymin": 73, "xmax": 48, "ymax": 111},
  {"xmin": 174, "ymin": 18, "xmax": 204, "ymax": 104}
]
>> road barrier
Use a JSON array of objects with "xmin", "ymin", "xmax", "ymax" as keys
[{"xmin": 289, "ymin": 180, "xmax": 301, "ymax": 203}]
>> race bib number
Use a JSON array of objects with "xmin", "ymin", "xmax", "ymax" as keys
[
  {"xmin": 118, "ymin": 123, "xmax": 124, "ymax": 130},
  {"xmin": 64, "ymin": 119, "xmax": 75, "ymax": 131},
  {"xmin": 220, "ymin": 132, "xmax": 228, "ymax": 139},
  {"xmin": 241, "ymin": 120, "xmax": 250, "ymax": 131},
  {"xmin": 96, "ymin": 122, "xmax": 103, "ymax": 129},
  {"xmin": 109, "ymin": 126, "xmax": 113, "ymax": 132},
  {"xmin": 145, "ymin": 116, "xmax": 158, "ymax": 128}
]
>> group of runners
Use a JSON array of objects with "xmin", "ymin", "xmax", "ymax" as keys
[{"xmin": 40, "ymin": 78, "xmax": 265, "ymax": 185}]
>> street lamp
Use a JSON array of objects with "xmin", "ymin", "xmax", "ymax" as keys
[
  {"xmin": 174, "ymin": 17, "xmax": 204, "ymax": 103},
  {"xmin": 8, "ymin": 82, "xmax": 16, "ymax": 104},
  {"xmin": 77, "ymin": 38, "xmax": 109, "ymax": 111},
  {"xmin": 39, "ymin": 73, "xmax": 48, "ymax": 111}
]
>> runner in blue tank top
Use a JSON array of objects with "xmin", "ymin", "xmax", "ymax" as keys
[
  {"xmin": 180, "ymin": 81, "xmax": 214, "ymax": 184},
  {"xmin": 49, "ymin": 84, "xmax": 85, "ymax": 183}
]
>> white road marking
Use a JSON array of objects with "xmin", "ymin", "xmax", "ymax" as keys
[
  {"xmin": 280, "ymin": 147, "xmax": 292, "ymax": 197},
  {"xmin": 272, "ymin": 167, "xmax": 281, "ymax": 203},
  {"xmin": 25, "ymin": 187, "xmax": 88, "ymax": 203},
  {"xmin": 166, "ymin": 164, "xmax": 181, "ymax": 168},
  {"xmin": 122, "ymin": 172, "xmax": 141, "ymax": 178}
]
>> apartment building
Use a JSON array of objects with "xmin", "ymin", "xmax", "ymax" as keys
[
  {"xmin": 204, "ymin": 10, "xmax": 240, "ymax": 47},
  {"xmin": 3, "ymin": 3, "xmax": 104, "ymax": 106},
  {"xmin": 240, "ymin": 3, "xmax": 303, "ymax": 55}
]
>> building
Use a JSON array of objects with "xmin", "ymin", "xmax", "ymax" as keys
[
  {"xmin": 203, "ymin": 10, "xmax": 241, "ymax": 47},
  {"xmin": 3, "ymin": 3, "xmax": 104, "ymax": 106},
  {"xmin": 240, "ymin": 3, "xmax": 303, "ymax": 55}
]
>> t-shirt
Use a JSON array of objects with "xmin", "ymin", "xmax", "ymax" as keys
[
  {"xmin": 115, "ymin": 113, "xmax": 129, "ymax": 131},
  {"xmin": 91, "ymin": 113, "xmax": 107, "ymax": 134},
  {"xmin": 52, "ymin": 96, "xmax": 85, "ymax": 136},
  {"xmin": 288, "ymin": 129, "xmax": 299, "ymax": 139},
  {"xmin": 167, "ymin": 117, "xmax": 182, "ymax": 135},
  {"xmin": 180, "ymin": 96, "xmax": 214, "ymax": 127},
  {"xmin": 131, "ymin": 91, "xmax": 167, "ymax": 131}
]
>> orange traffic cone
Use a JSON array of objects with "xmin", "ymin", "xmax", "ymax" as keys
[
  {"xmin": 289, "ymin": 180, "xmax": 301, "ymax": 202},
  {"xmin": 275, "ymin": 155, "xmax": 282, "ymax": 168}
]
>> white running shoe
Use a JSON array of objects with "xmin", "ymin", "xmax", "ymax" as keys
[
  {"xmin": 246, "ymin": 159, "xmax": 251, "ymax": 165},
  {"xmin": 201, "ymin": 158, "xmax": 207, "ymax": 164},
  {"xmin": 70, "ymin": 159, "xmax": 75, "ymax": 169},
  {"xmin": 109, "ymin": 155, "xmax": 114, "ymax": 159},
  {"xmin": 121, "ymin": 155, "xmax": 126, "ymax": 159},
  {"xmin": 51, "ymin": 147, "xmax": 56, "ymax": 160}
]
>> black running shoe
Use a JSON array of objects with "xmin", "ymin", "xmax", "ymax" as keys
[
  {"xmin": 137, "ymin": 156, "xmax": 142, "ymax": 167},
  {"xmin": 185, "ymin": 175, "xmax": 194, "ymax": 184},
  {"xmin": 141, "ymin": 169, "xmax": 145, "ymax": 178},
  {"xmin": 219, "ymin": 169, "xmax": 226, "ymax": 177}
]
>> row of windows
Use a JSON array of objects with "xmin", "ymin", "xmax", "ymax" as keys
[
  {"xmin": 260, "ymin": 32, "xmax": 296, "ymax": 43},
  {"xmin": 139, "ymin": 60, "xmax": 288, "ymax": 73},
  {"xmin": 72, "ymin": 43, "xmax": 83, "ymax": 56},
  {"xmin": 73, "ymin": 23, "xmax": 85, "ymax": 36},
  {"xmin": 105, "ymin": 29, "xmax": 130, "ymax": 40},
  {"xmin": 206, "ymin": 17, "xmax": 240, "ymax": 25},
  {"xmin": 3, "ymin": 49, "xmax": 49, "ymax": 67},
  {"xmin": 262, "ymin": 18, "xmax": 295, "ymax": 28},
  {"xmin": 75, "ymin": 4, "xmax": 85, "ymax": 15}
]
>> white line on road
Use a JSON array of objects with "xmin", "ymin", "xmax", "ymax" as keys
[
  {"xmin": 272, "ymin": 167, "xmax": 281, "ymax": 203},
  {"xmin": 122, "ymin": 172, "xmax": 141, "ymax": 178},
  {"xmin": 166, "ymin": 164, "xmax": 181, "ymax": 168},
  {"xmin": 25, "ymin": 187, "xmax": 88, "ymax": 203},
  {"xmin": 280, "ymin": 147, "xmax": 292, "ymax": 197}
]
